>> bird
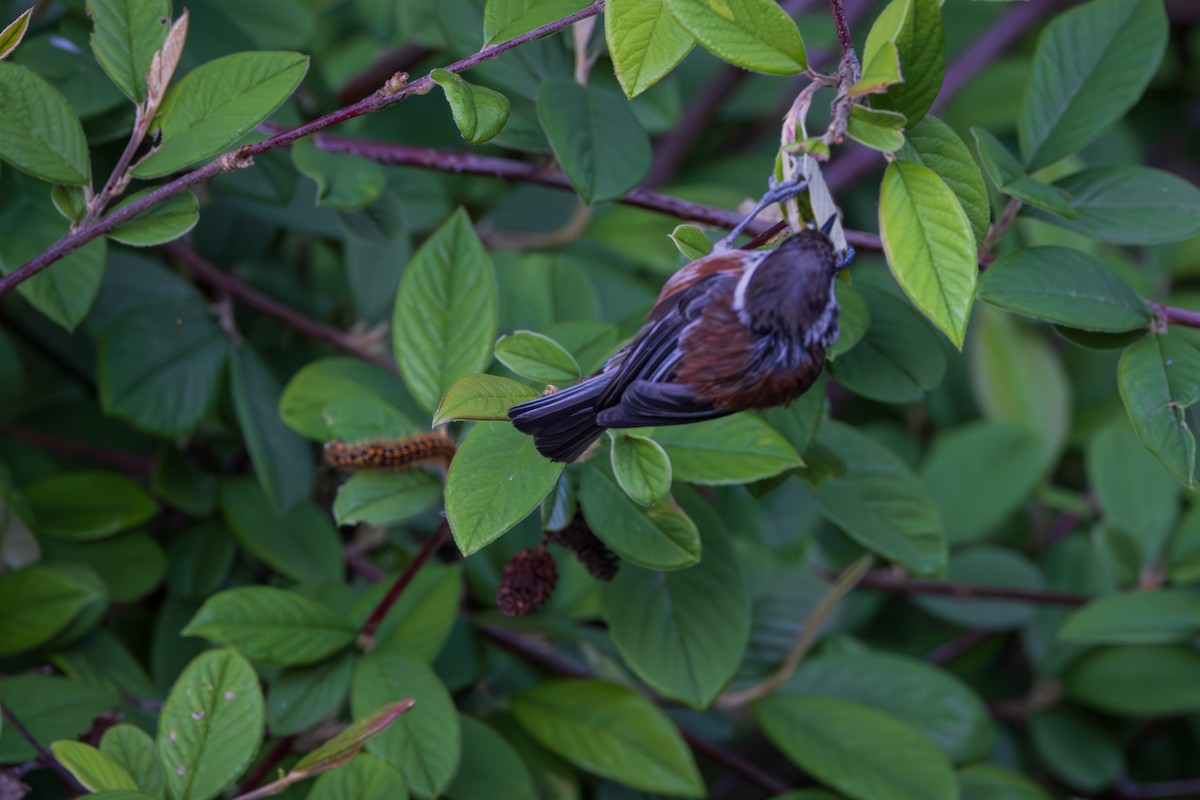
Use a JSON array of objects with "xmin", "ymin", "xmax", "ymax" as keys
[{"xmin": 508, "ymin": 218, "xmax": 853, "ymax": 462}]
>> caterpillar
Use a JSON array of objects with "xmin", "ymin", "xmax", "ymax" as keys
[{"xmin": 324, "ymin": 432, "xmax": 456, "ymax": 471}]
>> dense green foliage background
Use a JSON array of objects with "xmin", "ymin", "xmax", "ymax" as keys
[{"xmin": 1, "ymin": 0, "xmax": 1200, "ymax": 798}]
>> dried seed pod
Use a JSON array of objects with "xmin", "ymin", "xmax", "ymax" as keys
[
  {"xmin": 545, "ymin": 513, "xmax": 618, "ymax": 582},
  {"xmin": 497, "ymin": 546, "xmax": 558, "ymax": 617}
]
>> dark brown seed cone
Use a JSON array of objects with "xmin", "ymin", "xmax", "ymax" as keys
[
  {"xmin": 497, "ymin": 546, "xmax": 558, "ymax": 617},
  {"xmin": 545, "ymin": 513, "xmax": 619, "ymax": 582}
]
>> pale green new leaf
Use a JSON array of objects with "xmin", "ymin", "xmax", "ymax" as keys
[
  {"xmin": 665, "ymin": 0, "xmax": 805, "ymax": 75},
  {"xmin": 606, "ymin": 0, "xmax": 694, "ymax": 98}
]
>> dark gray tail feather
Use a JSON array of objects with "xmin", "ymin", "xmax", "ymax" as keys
[{"xmin": 508, "ymin": 376, "xmax": 613, "ymax": 462}]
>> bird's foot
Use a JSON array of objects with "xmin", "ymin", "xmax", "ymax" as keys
[{"xmin": 717, "ymin": 173, "xmax": 811, "ymax": 250}]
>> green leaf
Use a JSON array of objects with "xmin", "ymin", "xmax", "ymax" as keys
[
  {"xmin": 579, "ymin": 463, "xmax": 701, "ymax": 570},
  {"xmin": 0, "ymin": 7, "xmax": 33, "ymax": 60},
  {"xmin": 482, "ymin": 0, "xmax": 589, "ymax": 44},
  {"xmin": 958, "ymin": 764, "xmax": 1052, "ymax": 800},
  {"xmin": 183, "ymin": 587, "xmax": 356, "ymax": 666},
  {"xmin": 668, "ymin": 224, "xmax": 712, "ymax": 260},
  {"xmin": 220, "ymin": 478, "xmax": 343, "ymax": 584},
  {"xmin": 108, "ymin": 190, "xmax": 200, "ymax": 246},
  {"xmin": 266, "ymin": 653, "xmax": 353, "ymax": 736},
  {"xmin": 430, "ymin": 69, "xmax": 511, "ymax": 145},
  {"xmin": 0, "ymin": 191, "xmax": 105, "ymax": 329},
  {"xmin": 969, "ymin": 305, "xmax": 1070, "ymax": 473},
  {"xmin": 1019, "ymin": 0, "xmax": 1167, "ymax": 170},
  {"xmin": 41, "ymin": 530, "xmax": 168, "ymax": 602},
  {"xmin": 447, "ymin": 716, "xmax": 535, "ymax": 800},
  {"xmin": 0, "ymin": 566, "xmax": 93, "ymax": 656},
  {"xmin": 1118, "ymin": 333, "xmax": 1200, "ymax": 486},
  {"xmin": 605, "ymin": 0, "xmax": 693, "ymax": 98},
  {"xmin": 896, "ymin": 116, "xmax": 990, "ymax": 245},
  {"xmin": 25, "ymin": 471, "xmax": 156, "ymax": 541},
  {"xmin": 815, "ymin": 421, "xmax": 946, "ymax": 576},
  {"xmin": 309, "ymin": 753, "xmax": 407, "ymax": 800},
  {"xmin": 879, "ymin": 159, "xmax": 977, "ymax": 348},
  {"xmin": 157, "ymin": 649, "xmax": 264, "ymax": 800},
  {"xmin": 291, "ymin": 138, "xmax": 385, "ymax": 210},
  {"xmin": 494, "ymin": 330, "xmax": 581, "ymax": 384},
  {"xmin": 0, "ymin": 63, "xmax": 90, "ymax": 184},
  {"xmin": 1087, "ymin": 418, "xmax": 1180, "ymax": 560},
  {"xmin": 280, "ymin": 357, "xmax": 418, "ymax": 441},
  {"xmin": 913, "ymin": 545, "xmax": 1044, "ymax": 630},
  {"xmin": 51, "ymin": 741, "xmax": 137, "ymax": 791},
  {"xmin": 51, "ymin": 182, "xmax": 87, "ymax": 222},
  {"xmin": 512, "ymin": 680, "xmax": 704, "ymax": 796},
  {"xmin": 294, "ymin": 699, "xmax": 416, "ymax": 773},
  {"xmin": 393, "ymin": 208, "xmax": 498, "ymax": 414},
  {"xmin": 972, "ymin": 128, "xmax": 1076, "ymax": 218},
  {"xmin": 231, "ymin": 346, "xmax": 313, "ymax": 512},
  {"xmin": 446, "ymin": 421, "xmax": 563, "ymax": 554},
  {"xmin": 433, "ymin": 374, "xmax": 540, "ymax": 426},
  {"xmin": 322, "ymin": 394, "xmax": 416, "ymax": 444},
  {"xmin": 101, "ymin": 724, "xmax": 165, "ymax": 797},
  {"xmin": 610, "ymin": 434, "xmax": 672, "ymax": 506},
  {"xmin": 829, "ymin": 281, "xmax": 946, "ymax": 403},
  {"xmin": 1059, "ymin": 590, "xmax": 1200, "ymax": 645},
  {"xmin": 602, "ymin": 524, "xmax": 749, "ymax": 708},
  {"xmin": 846, "ymin": 105, "xmax": 907, "ymax": 152},
  {"xmin": 664, "ymin": 0, "xmax": 805, "ymax": 75},
  {"xmin": 1066, "ymin": 645, "xmax": 1200, "ymax": 717},
  {"xmin": 39, "ymin": 563, "xmax": 108, "ymax": 649},
  {"xmin": 756, "ymin": 694, "xmax": 957, "ymax": 800},
  {"xmin": 333, "ymin": 471, "xmax": 442, "ymax": 527},
  {"xmin": 920, "ymin": 421, "xmax": 1043, "ymax": 544},
  {"xmin": 862, "ymin": 0, "xmax": 945, "ymax": 125},
  {"xmin": 1031, "ymin": 166, "xmax": 1200, "ymax": 245},
  {"xmin": 828, "ymin": 282, "xmax": 869, "ymax": 359},
  {"xmin": 86, "ymin": 0, "xmax": 169, "ymax": 104},
  {"xmin": 652, "ymin": 413, "xmax": 803, "ymax": 484},
  {"xmin": 1027, "ymin": 709, "xmax": 1122, "ymax": 793},
  {"xmin": 352, "ymin": 652, "xmax": 460, "ymax": 798},
  {"xmin": 979, "ymin": 246, "xmax": 1150, "ymax": 332},
  {"xmin": 0, "ymin": 675, "xmax": 116, "ymax": 762},
  {"xmin": 98, "ymin": 299, "xmax": 230, "ymax": 435},
  {"xmin": 848, "ymin": 40, "xmax": 901, "ymax": 97},
  {"xmin": 135, "ymin": 51, "xmax": 310, "ymax": 178},
  {"xmin": 537, "ymin": 79, "xmax": 651, "ymax": 204},
  {"xmin": 167, "ymin": 522, "xmax": 236, "ymax": 598},
  {"xmin": 784, "ymin": 651, "xmax": 994, "ymax": 763}
]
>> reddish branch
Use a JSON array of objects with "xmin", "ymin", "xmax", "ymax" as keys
[
  {"xmin": 161, "ymin": 241, "xmax": 394, "ymax": 371},
  {"xmin": 335, "ymin": 44, "xmax": 434, "ymax": 106},
  {"xmin": 5, "ymin": 428, "xmax": 155, "ymax": 473},
  {"xmin": 236, "ymin": 736, "xmax": 296, "ymax": 794},
  {"xmin": 0, "ymin": 705, "xmax": 86, "ymax": 796},
  {"xmin": 357, "ymin": 522, "xmax": 452, "ymax": 650},
  {"xmin": 828, "ymin": 0, "xmax": 855, "ymax": 57},
  {"xmin": 819, "ymin": 567, "xmax": 1089, "ymax": 607},
  {"xmin": 0, "ymin": 1, "xmax": 606, "ymax": 300}
]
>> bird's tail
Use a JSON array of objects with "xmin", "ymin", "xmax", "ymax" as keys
[{"xmin": 508, "ymin": 376, "xmax": 613, "ymax": 462}]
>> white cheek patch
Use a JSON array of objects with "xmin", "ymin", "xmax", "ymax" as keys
[{"xmin": 732, "ymin": 252, "xmax": 769, "ymax": 322}]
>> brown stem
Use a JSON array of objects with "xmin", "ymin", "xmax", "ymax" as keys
[
  {"xmin": 0, "ymin": 704, "xmax": 87, "ymax": 796},
  {"xmin": 828, "ymin": 0, "xmax": 855, "ymax": 57},
  {"xmin": 1116, "ymin": 777, "xmax": 1200, "ymax": 799},
  {"xmin": 335, "ymin": 44, "xmax": 435, "ymax": 106},
  {"xmin": 817, "ymin": 567, "xmax": 1089, "ymax": 607},
  {"xmin": 310, "ymin": 135, "xmax": 885, "ymax": 252},
  {"xmin": 1150, "ymin": 302, "xmax": 1200, "ymax": 330},
  {"xmin": 161, "ymin": 241, "xmax": 395, "ymax": 371},
  {"xmin": 4, "ymin": 428, "xmax": 155, "ymax": 474},
  {"xmin": 926, "ymin": 630, "xmax": 992, "ymax": 666},
  {"xmin": 236, "ymin": 736, "xmax": 295, "ymax": 795},
  {"xmin": 0, "ymin": 1, "xmax": 606, "ymax": 300},
  {"xmin": 357, "ymin": 522, "xmax": 451, "ymax": 650},
  {"xmin": 80, "ymin": 111, "xmax": 154, "ymax": 228}
]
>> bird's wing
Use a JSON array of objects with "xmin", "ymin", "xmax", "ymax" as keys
[
  {"xmin": 649, "ymin": 249, "xmax": 765, "ymax": 322},
  {"xmin": 593, "ymin": 273, "xmax": 737, "ymax": 422}
]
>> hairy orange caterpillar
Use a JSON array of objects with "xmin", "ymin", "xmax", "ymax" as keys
[{"xmin": 324, "ymin": 432, "xmax": 456, "ymax": 471}]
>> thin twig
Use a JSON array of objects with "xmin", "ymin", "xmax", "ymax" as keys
[
  {"xmin": 682, "ymin": 733, "xmax": 793, "ymax": 796},
  {"xmin": 926, "ymin": 630, "xmax": 992, "ymax": 666},
  {"xmin": 828, "ymin": 0, "xmax": 854, "ymax": 57},
  {"xmin": 335, "ymin": 44, "xmax": 434, "ymax": 106},
  {"xmin": 817, "ymin": 567, "xmax": 1089, "ymax": 607},
  {"xmin": 236, "ymin": 736, "xmax": 295, "ymax": 795},
  {"xmin": 0, "ymin": 705, "xmax": 87, "ymax": 796},
  {"xmin": 0, "ymin": 1, "xmax": 607, "ymax": 300},
  {"xmin": 161, "ymin": 241, "xmax": 395, "ymax": 371},
  {"xmin": 5, "ymin": 428, "xmax": 155, "ymax": 474},
  {"xmin": 310, "ymin": 135, "xmax": 885, "ymax": 253},
  {"xmin": 719, "ymin": 555, "xmax": 872, "ymax": 709},
  {"xmin": 1115, "ymin": 777, "xmax": 1200, "ymax": 799},
  {"xmin": 357, "ymin": 522, "xmax": 452, "ymax": 650}
]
